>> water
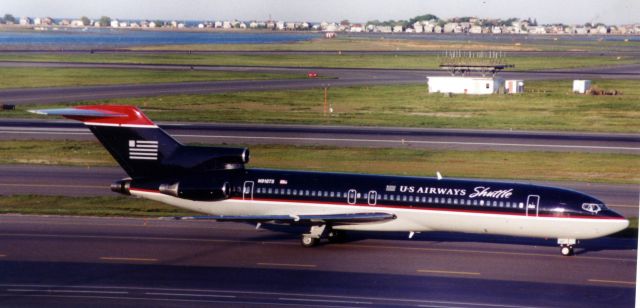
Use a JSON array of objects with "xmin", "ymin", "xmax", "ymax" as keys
[
  {"xmin": 0, "ymin": 28, "xmax": 321, "ymax": 48},
  {"xmin": 1, "ymin": 28, "xmax": 637, "ymax": 49}
]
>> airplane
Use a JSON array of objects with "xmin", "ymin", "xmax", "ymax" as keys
[{"xmin": 30, "ymin": 105, "xmax": 629, "ymax": 256}]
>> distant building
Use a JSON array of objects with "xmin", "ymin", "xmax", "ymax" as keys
[
  {"xmin": 428, "ymin": 76, "xmax": 503, "ymax": 95},
  {"xmin": 505, "ymin": 80, "xmax": 525, "ymax": 94},
  {"xmin": 469, "ymin": 26, "xmax": 482, "ymax": 34},
  {"xmin": 19, "ymin": 17, "xmax": 32, "ymax": 25},
  {"xmin": 573, "ymin": 80, "xmax": 591, "ymax": 94}
]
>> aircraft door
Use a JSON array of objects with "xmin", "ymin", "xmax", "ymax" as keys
[
  {"xmin": 243, "ymin": 181, "xmax": 254, "ymax": 200},
  {"xmin": 526, "ymin": 195, "xmax": 540, "ymax": 216},
  {"xmin": 367, "ymin": 190, "xmax": 377, "ymax": 206},
  {"xmin": 347, "ymin": 189, "xmax": 357, "ymax": 205}
]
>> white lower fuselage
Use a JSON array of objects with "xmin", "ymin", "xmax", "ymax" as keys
[{"xmin": 132, "ymin": 189, "xmax": 628, "ymax": 241}]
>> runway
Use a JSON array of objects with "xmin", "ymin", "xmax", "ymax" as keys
[
  {"xmin": 0, "ymin": 164, "xmax": 637, "ymax": 217},
  {"xmin": 1, "ymin": 62, "xmax": 640, "ymax": 105},
  {"xmin": 1, "ymin": 119, "xmax": 638, "ymax": 154},
  {"xmin": 0, "ymin": 215, "xmax": 635, "ymax": 307}
]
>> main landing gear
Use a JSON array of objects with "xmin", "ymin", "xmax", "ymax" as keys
[
  {"xmin": 558, "ymin": 238, "xmax": 577, "ymax": 256},
  {"xmin": 300, "ymin": 225, "xmax": 348, "ymax": 247}
]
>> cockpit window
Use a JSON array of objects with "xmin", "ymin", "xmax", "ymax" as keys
[{"xmin": 581, "ymin": 203, "xmax": 603, "ymax": 214}]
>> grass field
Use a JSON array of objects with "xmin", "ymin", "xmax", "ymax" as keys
[
  {"xmin": 0, "ymin": 67, "xmax": 302, "ymax": 89},
  {"xmin": 7, "ymin": 80, "xmax": 640, "ymax": 133},
  {"xmin": 0, "ymin": 52, "xmax": 636, "ymax": 71},
  {"xmin": 0, "ymin": 140, "xmax": 637, "ymax": 184}
]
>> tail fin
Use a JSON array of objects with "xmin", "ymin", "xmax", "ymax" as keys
[{"xmin": 30, "ymin": 105, "xmax": 249, "ymax": 179}]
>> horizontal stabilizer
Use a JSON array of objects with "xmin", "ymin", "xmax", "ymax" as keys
[
  {"xmin": 165, "ymin": 212, "xmax": 397, "ymax": 225},
  {"xmin": 29, "ymin": 108, "xmax": 127, "ymax": 118},
  {"xmin": 29, "ymin": 105, "xmax": 156, "ymax": 127}
]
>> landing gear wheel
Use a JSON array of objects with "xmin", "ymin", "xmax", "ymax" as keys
[
  {"xmin": 561, "ymin": 245, "xmax": 574, "ymax": 256},
  {"xmin": 327, "ymin": 230, "xmax": 348, "ymax": 243},
  {"xmin": 301, "ymin": 235, "xmax": 320, "ymax": 247}
]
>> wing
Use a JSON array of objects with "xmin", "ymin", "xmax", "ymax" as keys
[{"xmin": 165, "ymin": 212, "xmax": 396, "ymax": 225}]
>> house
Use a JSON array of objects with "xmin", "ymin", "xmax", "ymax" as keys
[
  {"xmin": 413, "ymin": 22, "xmax": 423, "ymax": 33},
  {"xmin": 392, "ymin": 25, "xmax": 404, "ymax": 33},
  {"xmin": 469, "ymin": 26, "xmax": 482, "ymax": 34},
  {"xmin": 276, "ymin": 21, "xmax": 285, "ymax": 30},
  {"xmin": 110, "ymin": 19, "xmax": 120, "ymax": 28},
  {"xmin": 71, "ymin": 19, "xmax": 84, "ymax": 27},
  {"xmin": 443, "ymin": 23, "xmax": 458, "ymax": 33},
  {"xmin": 19, "ymin": 17, "xmax": 32, "ymax": 25},
  {"xmin": 529, "ymin": 26, "xmax": 546, "ymax": 34},
  {"xmin": 350, "ymin": 24, "xmax": 364, "ymax": 32},
  {"xmin": 491, "ymin": 26, "xmax": 503, "ymax": 34},
  {"xmin": 423, "ymin": 24, "xmax": 434, "ymax": 33}
]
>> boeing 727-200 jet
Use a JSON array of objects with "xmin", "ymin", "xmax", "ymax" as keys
[{"xmin": 31, "ymin": 105, "xmax": 629, "ymax": 256}]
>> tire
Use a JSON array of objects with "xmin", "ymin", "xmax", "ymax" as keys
[
  {"xmin": 561, "ymin": 246, "xmax": 573, "ymax": 256},
  {"xmin": 301, "ymin": 236, "xmax": 319, "ymax": 247}
]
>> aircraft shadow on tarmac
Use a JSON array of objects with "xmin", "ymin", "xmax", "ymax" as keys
[{"xmin": 250, "ymin": 223, "xmax": 638, "ymax": 255}]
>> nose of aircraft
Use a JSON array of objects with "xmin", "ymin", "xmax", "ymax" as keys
[{"xmin": 600, "ymin": 208, "xmax": 629, "ymax": 235}]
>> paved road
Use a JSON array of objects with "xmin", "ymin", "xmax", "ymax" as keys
[
  {"xmin": 1, "ymin": 62, "xmax": 639, "ymax": 105},
  {"xmin": 1, "ymin": 119, "xmax": 638, "ymax": 154},
  {"xmin": 0, "ymin": 164, "xmax": 636, "ymax": 217},
  {"xmin": 0, "ymin": 215, "xmax": 635, "ymax": 307}
]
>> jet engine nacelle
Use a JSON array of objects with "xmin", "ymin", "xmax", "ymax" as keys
[{"xmin": 159, "ymin": 179, "xmax": 230, "ymax": 201}]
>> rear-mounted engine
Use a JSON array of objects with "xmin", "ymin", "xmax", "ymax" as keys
[{"xmin": 159, "ymin": 180, "xmax": 230, "ymax": 201}]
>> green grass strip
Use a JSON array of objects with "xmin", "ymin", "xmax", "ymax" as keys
[{"xmin": 0, "ymin": 140, "xmax": 637, "ymax": 184}]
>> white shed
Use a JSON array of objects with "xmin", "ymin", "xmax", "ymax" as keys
[
  {"xmin": 505, "ymin": 80, "xmax": 525, "ymax": 94},
  {"xmin": 573, "ymin": 80, "xmax": 591, "ymax": 94},
  {"xmin": 428, "ymin": 77, "xmax": 503, "ymax": 95}
]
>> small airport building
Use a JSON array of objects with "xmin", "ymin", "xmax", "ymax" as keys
[{"xmin": 427, "ymin": 76, "xmax": 503, "ymax": 95}]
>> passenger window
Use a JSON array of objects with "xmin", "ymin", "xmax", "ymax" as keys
[
  {"xmin": 519, "ymin": 202, "xmax": 524, "ymax": 209},
  {"xmin": 480, "ymin": 200, "xmax": 484, "ymax": 206},
  {"xmin": 447, "ymin": 198, "xmax": 451, "ymax": 204},
  {"xmin": 402, "ymin": 195, "xmax": 407, "ymax": 201},
  {"xmin": 330, "ymin": 192, "xmax": 335, "ymax": 197},
  {"xmin": 428, "ymin": 197, "xmax": 433, "ymax": 203},
  {"xmin": 409, "ymin": 196, "xmax": 414, "ymax": 202}
]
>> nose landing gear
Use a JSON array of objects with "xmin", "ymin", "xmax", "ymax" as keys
[{"xmin": 558, "ymin": 238, "xmax": 577, "ymax": 256}]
